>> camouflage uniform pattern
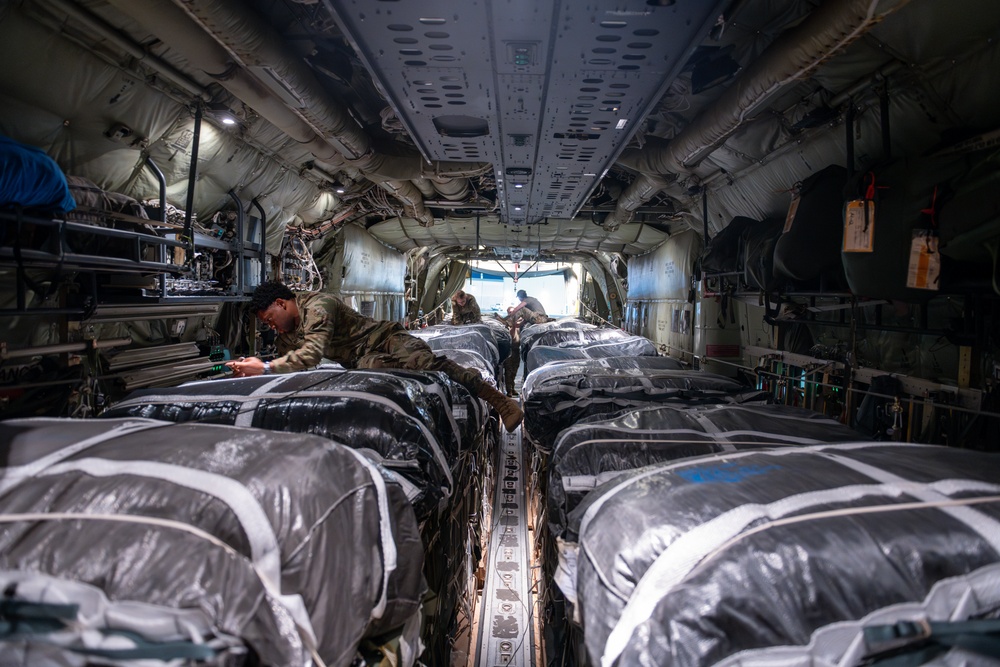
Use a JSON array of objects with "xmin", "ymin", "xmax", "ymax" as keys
[
  {"xmin": 503, "ymin": 327, "xmax": 520, "ymax": 396},
  {"xmin": 272, "ymin": 291, "xmax": 486, "ymax": 391},
  {"xmin": 450, "ymin": 294, "xmax": 482, "ymax": 325}
]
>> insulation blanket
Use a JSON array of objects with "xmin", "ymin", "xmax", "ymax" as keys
[
  {"xmin": 410, "ymin": 324, "xmax": 501, "ymax": 369},
  {"xmin": 547, "ymin": 403, "xmax": 865, "ymax": 540},
  {"xmin": 522, "ymin": 358, "xmax": 769, "ymax": 451},
  {"xmin": 102, "ymin": 369, "xmax": 481, "ymax": 519},
  {"xmin": 524, "ymin": 335, "xmax": 662, "ymax": 375},
  {"xmin": 562, "ymin": 442, "xmax": 1000, "ymax": 667},
  {"xmin": 0, "ymin": 417, "xmax": 425, "ymax": 667}
]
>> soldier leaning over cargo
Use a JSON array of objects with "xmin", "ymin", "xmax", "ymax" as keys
[
  {"xmin": 449, "ymin": 290, "xmax": 481, "ymax": 325},
  {"xmin": 226, "ymin": 281, "xmax": 523, "ymax": 431}
]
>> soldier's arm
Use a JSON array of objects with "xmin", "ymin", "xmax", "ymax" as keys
[{"xmin": 271, "ymin": 305, "xmax": 334, "ymax": 372}]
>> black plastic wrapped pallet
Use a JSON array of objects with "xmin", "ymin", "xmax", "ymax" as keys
[
  {"xmin": 103, "ymin": 369, "xmax": 473, "ymax": 519},
  {"xmin": 520, "ymin": 327, "xmax": 631, "ymax": 367},
  {"xmin": 521, "ymin": 357, "xmax": 770, "ymax": 452},
  {"xmin": 547, "ymin": 403, "xmax": 865, "ymax": 541},
  {"xmin": 517, "ymin": 318, "xmax": 596, "ymax": 354},
  {"xmin": 477, "ymin": 317, "xmax": 514, "ymax": 363},
  {"xmin": 524, "ymin": 336, "xmax": 664, "ymax": 375},
  {"xmin": 410, "ymin": 324, "xmax": 501, "ymax": 369},
  {"xmin": 0, "ymin": 418, "xmax": 425, "ymax": 666},
  {"xmin": 562, "ymin": 442, "xmax": 1000, "ymax": 667},
  {"xmin": 773, "ymin": 164, "xmax": 850, "ymax": 284},
  {"xmin": 434, "ymin": 347, "xmax": 496, "ymax": 386}
]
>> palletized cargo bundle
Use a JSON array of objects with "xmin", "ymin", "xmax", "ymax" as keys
[
  {"xmin": 410, "ymin": 324, "xmax": 501, "ymax": 369},
  {"xmin": 521, "ymin": 357, "xmax": 770, "ymax": 451},
  {"xmin": 547, "ymin": 403, "xmax": 866, "ymax": 541},
  {"xmin": 520, "ymin": 326, "xmax": 631, "ymax": 365},
  {"xmin": 103, "ymin": 369, "xmax": 475, "ymax": 520},
  {"xmin": 561, "ymin": 442, "xmax": 1000, "ymax": 667},
  {"xmin": 0, "ymin": 417, "xmax": 425, "ymax": 666},
  {"xmin": 524, "ymin": 335, "xmax": 663, "ymax": 375},
  {"xmin": 517, "ymin": 318, "xmax": 597, "ymax": 352}
]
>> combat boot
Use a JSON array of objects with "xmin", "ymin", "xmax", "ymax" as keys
[{"xmin": 477, "ymin": 383, "xmax": 523, "ymax": 432}]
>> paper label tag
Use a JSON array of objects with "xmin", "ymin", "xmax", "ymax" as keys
[
  {"xmin": 783, "ymin": 195, "xmax": 800, "ymax": 233},
  {"xmin": 906, "ymin": 230, "xmax": 941, "ymax": 290},
  {"xmin": 844, "ymin": 200, "xmax": 875, "ymax": 252}
]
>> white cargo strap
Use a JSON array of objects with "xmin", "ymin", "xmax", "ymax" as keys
[
  {"xmin": 715, "ymin": 562, "xmax": 1000, "ymax": 667},
  {"xmin": 600, "ymin": 471, "xmax": 1000, "ymax": 666},
  {"xmin": 340, "ymin": 447, "xmax": 397, "ymax": 621},
  {"xmin": 112, "ymin": 389, "xmax": 454, "ymax": 493},
  {"xmin": 235, "ymin": 376, "xmax": 288, "ymax": 427},
  {"xmin": 0, "ymin": 419, "xmax": 167, "ymax": 499},
  {"xmin": 0, "ymin": 512, "xmax": 324, "ymax": 667},
  {"xmin": 33, "ymin": 457, "xmax": 320, "ymax": 653},
  {"xmin": 365, "ymin": 370, "xmax": 464, "ymax": 453}
]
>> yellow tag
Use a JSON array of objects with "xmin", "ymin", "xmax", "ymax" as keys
[
  {"xmin": 906, "ymin": 230, "xmax": 941, "ymax": 290},
  {"xmin": 843, "ymin": 200, "xmax": 875, "ymax": 252},
  {"xmin": 783, "ymin": 195, "xmax": 800, "ymax": 233}
]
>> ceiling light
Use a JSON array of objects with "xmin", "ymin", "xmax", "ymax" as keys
[
  {"xmin": 514, "ymin": 206, "xmax": 522, "ymax": 211},
  {"xmin": 616, "ymin": 118, "xmax": 628, "ymax": 129},
  {"xmin": 221, "ymin": 117, "xmax": 236, "ymax": 126},
  {"xmin": 335, "ymin": 187, "xmax": 346, "ymax": 194},
  {"xmin": 514, "ymin": 183, "xmax": 524, "ymax": 189}
]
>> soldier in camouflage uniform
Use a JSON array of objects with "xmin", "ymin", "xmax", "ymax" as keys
[
  {"xmin": 226, "ymin": 281, "xmax": 523, "ymax": 431},
  {"xmin": 449, "ymin": 290, "xmax": 481, "ymax": 325}
]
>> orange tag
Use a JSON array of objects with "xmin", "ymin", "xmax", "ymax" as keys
[
  {"xmin": 844, "ymin": 200, "xmax": 875, "ymax": 252},
  {"xmin": 906, "ymin": 230, "xmax": 941, "ymax": 290},
  {"xmin": 783, "ymin": 195, "xmax": 800, "ymax": 233}
]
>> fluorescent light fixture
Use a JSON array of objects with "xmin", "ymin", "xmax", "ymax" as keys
[
  {"xmin": 616, "ymin": 118, "xmax": 628, "ymax": 130},
  {"xmin": 335, "ymin": 187, "xmax": 346, "ymax": 194},
  {"xmin": 514, "ymin": 183, "xmax": 524, "ymax": 189},
  {"xmin": 514, "ymin": 206, "xmax": 522, "ymax": 211},
  {"xmin": 583, "ymin": 173, "xmax": 597, "ymax": 177},
  {"xmin": 221, "ymin": 117, "xmax": 236, "ymax": 126}
]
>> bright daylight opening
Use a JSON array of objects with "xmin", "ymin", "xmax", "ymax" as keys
[{"xmin": 462, "ymin": 260, "xmax": 580, "ymax": 316}]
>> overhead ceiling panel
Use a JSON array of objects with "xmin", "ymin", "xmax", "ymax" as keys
[
  {"xmin": 365, "ymin": 217, "xmax": 669, "ymax": 256},
  {"xmin": 324, "ymin": 0, "xmax": 725, "ymax": 223}
]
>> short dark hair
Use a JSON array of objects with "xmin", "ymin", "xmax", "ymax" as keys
[
  {"xmin": 516, "ymin": 289, "xmax": 527, "ymax": 299},
  {"xmin": 250, "ymin": 281, "xmax": 294, "ymax": 313}
]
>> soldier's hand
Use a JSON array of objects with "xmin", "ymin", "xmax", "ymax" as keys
[{"xmin": 225, "ymin": 356, "xmax": 265, "ymax": 377}]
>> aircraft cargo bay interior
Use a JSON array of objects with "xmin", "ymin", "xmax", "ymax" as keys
[{"xmin": 2, "ymin": 0, "xmax": 1000, "ymax": 665}]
